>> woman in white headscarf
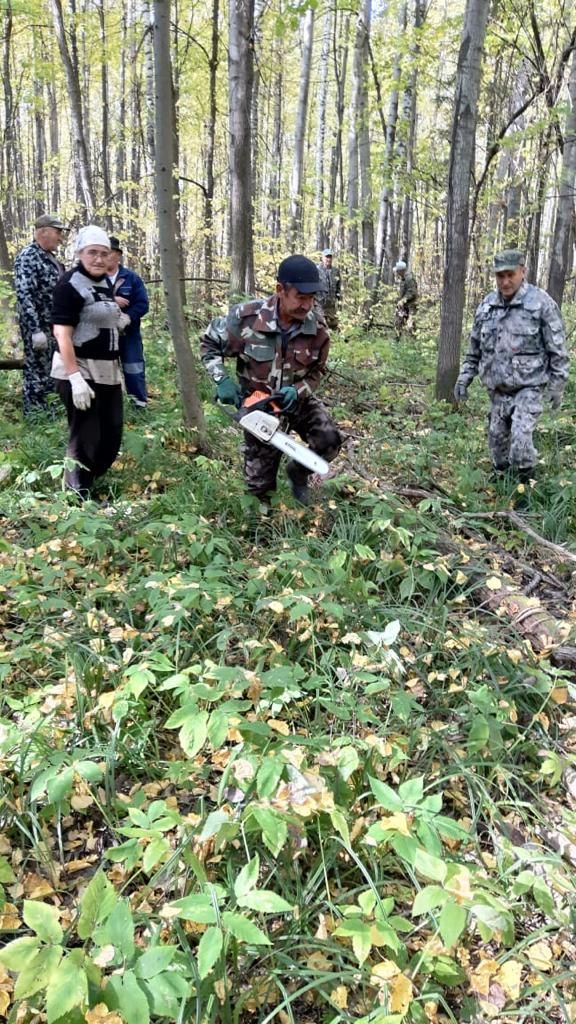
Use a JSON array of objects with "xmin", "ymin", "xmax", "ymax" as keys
[{"xmin": 51, "ymin": 225, "xmax": 129, "ymax": 498}]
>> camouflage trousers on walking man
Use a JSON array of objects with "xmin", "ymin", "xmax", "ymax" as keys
[{"xmin": 487, "ymin": 387, "xmax": 543, "ymax": 477}]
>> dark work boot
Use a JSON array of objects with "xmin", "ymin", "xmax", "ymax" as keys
[
  {"xmin": 489, "ymin": 463, "xmax": 510, "ymax": 484},
  {"xmin": 286, "ymin": 461, "xmax": 310, "ymax": 506},
  {"xmin": 517, "ymin": 466, "xmax": 536, "ymax": 486}
]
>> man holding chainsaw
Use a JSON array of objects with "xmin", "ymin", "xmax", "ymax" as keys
[{"xmin": 200, "ymin": 254, "xmax": 342, "ymax": 506}]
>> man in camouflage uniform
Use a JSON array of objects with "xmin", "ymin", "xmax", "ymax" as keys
[
  {"xmin": 14, "ymin": 213, "xmax": 67, "ymax": 414},
  {"xmin": 316, "ymin": 248, "xmax": 342, "ymax": 330},
  {"xmin": 454, "ymin": 249, "xmax": 569, "ymax": 483},
  {"xmin": 394, "ymin": 261, "xmax": 418, "ymax": 334},
  {"xmin": 200, "ymin": 254, "xmax": 342, "ymax": 506}
]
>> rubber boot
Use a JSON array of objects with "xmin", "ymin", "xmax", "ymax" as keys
[{"xmin": 286, "ymin": 460, "xmax": 310, "ymax": 506}]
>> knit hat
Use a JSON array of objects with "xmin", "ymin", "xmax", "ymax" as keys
[
  {"xmin": 394, "ymin": 261, "xmax": 407, "ymax": 272},
  {"xmin": 75, "ymin": 225, "xmax": 111, "ymax": 251}
]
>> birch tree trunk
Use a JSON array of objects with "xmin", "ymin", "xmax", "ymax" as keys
[
  {"xmin": 50, "ymin": 0, "xmax": 96, "ymax": 217},
  {"xmin": 347, "ymin": 0, "xmax": 374, "ymax": 267},
  {"xmin": 228, "ymin": 0, "xmax": 255, "ymax": 296},
  {"xmin": 288, "ymin": 7, "xmax": 314, "ymax": 249},
  {"xmin": 375, "ymin": 3, "xmax": 404, "ymax": 279},
  {"xmin": 436, "ymin": 0, "xmax": 490, "ymax": 403},
  {"xmin": 152, "ymin": 0, "xmax": 206, "ymax": 439},
  {"xmin": 203, "ymin": 0, "xmax": 220, "ymax": 305},
  {"xmin": 315, "ymin": 8, "xmax": 332, "ymax": 250},
  {"xmin": 548, "ymin": 49, "xmax": 576, "ymax": 305}
]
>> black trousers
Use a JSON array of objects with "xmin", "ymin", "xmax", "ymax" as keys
[{"xmin": 55, "ymin": 380, "xmax": 123, "ymax": 497}]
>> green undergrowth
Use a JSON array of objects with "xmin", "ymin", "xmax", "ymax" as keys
[{"xmin": 1, "ymin": 320, "xmax": 576, "ymax": 1024}]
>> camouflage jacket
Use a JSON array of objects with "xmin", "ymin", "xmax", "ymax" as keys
[
  {"xmin": 200, "ymin": 295, "xmax": 330, "ymax": 398},
  {"xmin": 398, "ymin": 271, "xmax": 418, "ymax": 306},
  {"xmin": 14, "ymin": 241, "xmax": 64, "ymax": 338},
  {"xmin": 316, "ymin": 264, "xmax": 342, "ymax": 305},
  {"xmin": 458, "ymin": 281, "xmax": 569, "ymax": 394}
]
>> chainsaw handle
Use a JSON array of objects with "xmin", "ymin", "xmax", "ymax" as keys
[{"xmin": 237, "ymin": 390, "xmax": 281, "ymax": 417}]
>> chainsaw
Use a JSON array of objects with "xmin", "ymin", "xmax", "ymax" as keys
[{"xmin": 228, "ymin": 390, "xmax": 330, "ymax": 476}]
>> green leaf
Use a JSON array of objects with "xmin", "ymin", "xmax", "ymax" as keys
[
  {"xmin": 23, "ymin": 901, "xmax": 63, "ymax": 944},
  {"xmin": 237, "ymin": 889, "xmax": 293, "ymax": 913},
  {"xmin": 0, "ymin": 937, "xmax": 40, "ymax": 971},
  {"xmin": 251, "ymin": 807, "xmax": 288, "ymax": 856},
  {"xmin": 432, "ymin": 955, "xmax": 466, "ymax": 986},
  {"xmin": 142, "ymin": 836, "xmax": 170, "ymax": 875},
  {"xmin": 140, "ymin": 970, "xmax": 190, "ymax": 1017},
  {"xmin": 46, "ymin": 765, "xmax": 75, "ymax": 804},
  {"xmin": 168, "ymin": 893, "xmax": 218, "ymax": 924},
  {"xmin": 333, "ymin": 918, "xmax": 372, "ymax": 966},
  {"xmin": 398, "ymin": 776, "xmax": 424, "ymax": 806},
  {"xmin": 0, "ymin": 856, "xmax": 16, "ymax": 883},
  {"xmin": 198, "ymin": 925, "xmax": 223, "ymax": 979},
  {"xmin": 14, "ymin": 945, "xmax": 62, "ymax": 1000},
  {"xmin": 77, "ymin": 869, "xmax": 118, "ymax": 940},
  {"xmin": 368, "ymin": 776, "xmax": 402, "ymax": 812},
  {"xmin": 207, "ymin": 709, "xmax": 228, "ymax": 749},
  {"xmin": 234, "ymin": 855, "xmax": 260, "ymax": 899},
  {"xmin": 45, "ymin": 954, "xmax": 87, "ymax": 1022},
  {"xmin": 222, "ymin": 911, "xmax": 271, "ymax": 945},
  {"xmin": 74, "ymin": 760, "xmax": 104, "ymax": 784},
  {"xmin": 105, "ymin": 969, "xmax": 150, "ymax": 1024},
  {"xmin": 412, "ymin": 847, "xmax": 447, "ymax": 883},
  {"xmin": 94, "ymin": 899, "xmax": 134, "ymax": 958},
  {"xmin": 330, "ymin": 807, "xmax": 351, "ymax": 846},
  {"xmin": 412, "ymin": 885, "xmax": 449, "ymax": 916},
  {"xmin": 179, "ymin": 710, "xmax": 209, "ymax": 757},
  {"xmin": 134, "ymin": 945, "xmax": 177, "ymax": 979},
  {"xmin": 256, "ymin": 757, "xmax": 284, "ymax": 799},
  {"xmin": 439, "ymin": 901, "xmax": 467, "ymax": 947}
]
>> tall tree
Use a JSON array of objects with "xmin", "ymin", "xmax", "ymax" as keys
[
  {"xmin": 435, "ymin": 0, "xmax": 490, "ymax": 403},
  {"xmin": 50, "ymin": 0, "xmax": 96, "ymax": 217},
  {"xmin": 288, "ymin": 7, "xmax": 314, "ymax": 249},
  {"xmin": 228, "ymin": 0, "xmax": 255, "ymax": 296},
  {"xmin": 548, "ymin": 47, "xmax": 576, "ymax": 305},
  {"xmin": 152, "ymin": 0, "xmax": 206, "ymax": 439}
]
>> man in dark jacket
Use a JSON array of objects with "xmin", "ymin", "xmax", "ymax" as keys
[
  {"xmin": 200, "ymin": 255, "xmax": 342, "ymax": 505},
  {"xmin": 107, "ymin": 237, "xmax": 150, "ymax": 407},
  {"xmin": 14, "ymin": 213, "xmax": 67, "ymax": 414}
]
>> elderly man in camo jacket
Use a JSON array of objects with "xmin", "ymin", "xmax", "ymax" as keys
[
  {"xmin": 200, "ymin": 254, "xmax": 342, "ymax": 506},
  {"xmin": 14, "ymin": 213, "xmax": 67, "ymax": 414},
  {"xmin": 454, "ymin": 249, "xmax": 569, "ymax": 483}
]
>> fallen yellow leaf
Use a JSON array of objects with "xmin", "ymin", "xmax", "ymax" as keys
[
  {"xmin": 329, "ymin": 985, "xmax": 348, "ymax": 1009},
  {"xmin": 85, "ymin": 1004, "xmax": 124, "ymax": 1023},
  {"xmin": 485, "ymin": 576, "xmax": 502, "ymax": 591},
  {"xmin": 527, "ymin": 940, "xmax": 553, "ymax": 972},
  {"xmin": 390, "ymin": 973, "xmax": 413, "ymax": 1014},
  {"xmin": 370, "ymin": 959, "xmax": 400, "ymax": 985},
  {"xmin": 0, "ymin": 904, "xmax": 20, "ymax": 930},
  {"xmin": 267, "ymin": 719, "xmax": 290, "ymax": 736},
  {"xmin": 498, "ymin": 958, "xmax": 522, "ymax": 1000}
]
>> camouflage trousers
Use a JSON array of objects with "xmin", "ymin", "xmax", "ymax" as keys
[
  {"xmin": 322, "ymin": 301, "xmax": 339, "ymax": 331},
  {"xmin": 487, "ymin": 387, "xmax": 543, "ymax": 471},
  {"xmin": 243, "ymin": 394, "xmax": 342, "ymax": 499},
  {"xmin": 22, "ymin": 335, "xmax": 55, "ymax": 415}
]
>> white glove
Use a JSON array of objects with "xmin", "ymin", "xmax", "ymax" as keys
[
  {"xmin": 32, "ymin": 331, "xmax": 48, "ymax": 351},
  {"xmin": 69, "ymin": 371, "xmax": 95, "ymax": 411},
  {"xmin": 118, "ymin": 312, "xmax": 131, "ymax": 331}
]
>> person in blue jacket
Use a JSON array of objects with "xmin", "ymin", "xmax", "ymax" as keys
[{"xmin": 107, "ymin": 237, "xmax": 150, "ymax": 407}]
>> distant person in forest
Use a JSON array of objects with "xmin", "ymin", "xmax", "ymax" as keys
[
  {"xmin": 316, "ymin": 248, "xmax": 342, "ymax": 330},
  {"xmin": 14, "ymin": 213, "xmax": 68, "ymax": 415},
  {"xmin": 200, "ymin": 254, "xmax": 342, "ymax": 508},
  {"xmin": 454, "ymin": 249, "xmax": 569, "ymax": 485},
  {"xmin": 106, "ymin": 237, "xmax": 150, "ymax": 408},
  {"xmin": 51, "ymin": 225, "xmax": 129, "ymax": 498},
  {"xmin": 393, "ymin": 260, "xmax": 418, "ymax": 334}
]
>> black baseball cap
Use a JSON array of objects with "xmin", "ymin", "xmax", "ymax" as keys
[
  {"xmin": 277, "ymin": 255, "xmax": 320, "ymax": 294},
  {"xmin": 109, "ymin": 236, "xmax": 123, "ymax": 252}
]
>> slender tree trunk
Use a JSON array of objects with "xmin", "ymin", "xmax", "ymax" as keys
[
  {"xmin": 315, "ymin": 8, "xmax": 332, "ymax": 250},
  {"xmin": 328, "ymin": 12, "xmax": 350, "ymax": 243},
  {"xmin": 401, "ymin": 0, "xmax": 426, "ymax": 263},
  {"xmin": 548, "ymin": 48, "xmax": 576, "ymax": 305},
  {"xmin": 152, "ymin": 0, "xmax": 206, "ymax": 438},
  {"xmin": 375, "ymin": 3, "xmax": 404, "ymax": 279},
  {"xmin": 436, "ymin": 0, "xmax": 490, "ymax": 403},
  {"xmin": 267, "ymin": 60, "xmax": 283, "ymax": 240},
  {"xmin": 98, "ymin": 0, "xmax": 113, "ymax": 230},
  {"xmin": 50, "ymin": 0, "xmax": 96, "ymax": 216},
  {"xmin": 204, "ymin": 0, "xmax": 220, "ymax": 305},
  {"xmin": 228, "ymin": 0, "xmax": 255, "ymax": 296},
  {"xmin": 288, "ymin": 8, "xmax": 314, "ymax": 249}
]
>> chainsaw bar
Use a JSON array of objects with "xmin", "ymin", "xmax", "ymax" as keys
[{"xmin": 238, "ymin": 409, "xmax": 330, "ymax": 475}]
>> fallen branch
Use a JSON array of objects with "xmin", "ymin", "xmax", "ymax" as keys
[
  {"xmin": 458, "ymin": 510, "xmax": 576, "ymax": 567},
  {"xmin": 0, "ymin": 359, "xmax": 24, "ymax": 370}
]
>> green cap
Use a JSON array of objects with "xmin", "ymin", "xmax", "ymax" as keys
[{"xmin": 493, "ymin": 249, "xmax": 525, "ymax": 272}]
